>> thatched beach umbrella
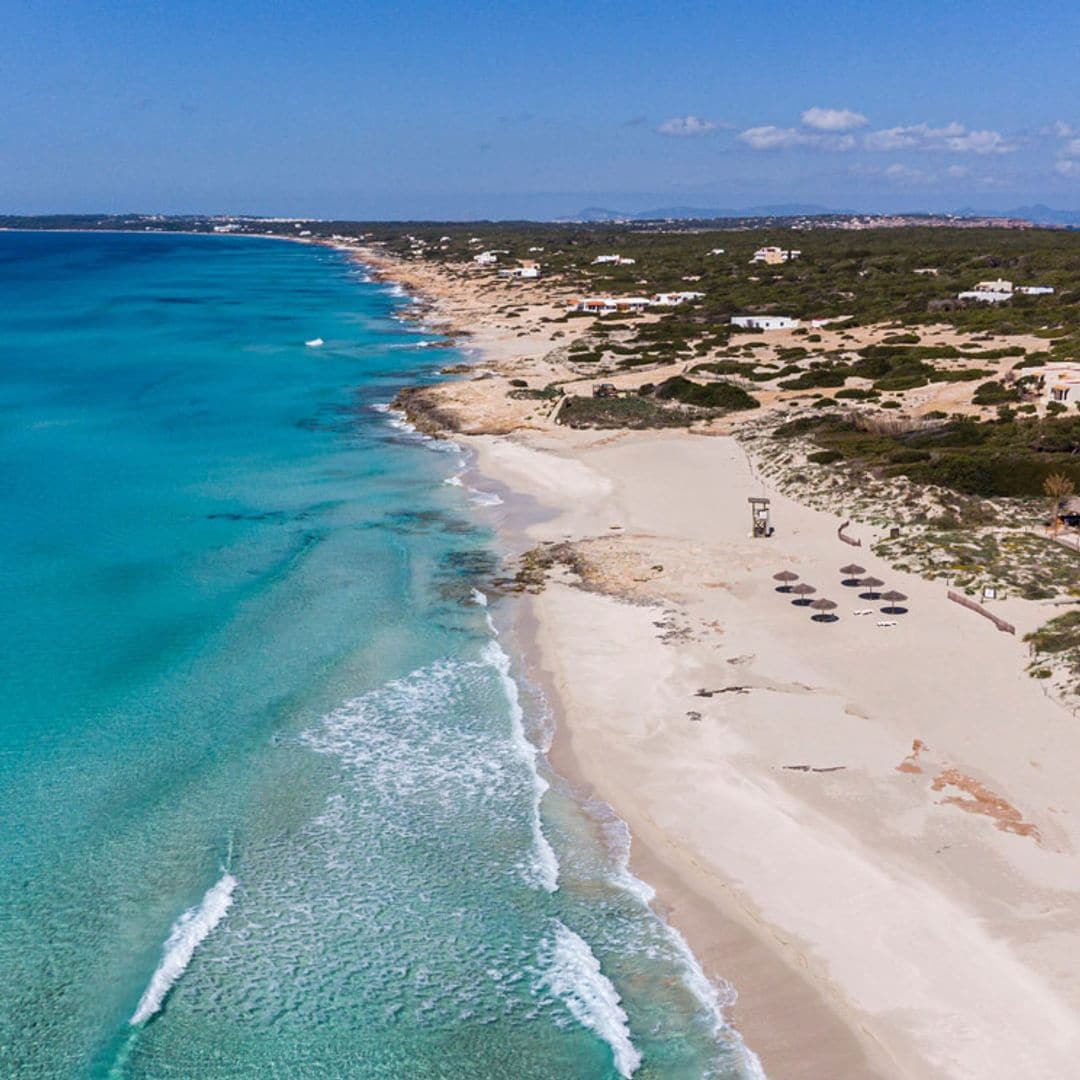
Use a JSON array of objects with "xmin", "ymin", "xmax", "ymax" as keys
[
  {"xmin": 773, "ymin": 570, "xmax": 799, "ymax": 593},
  {"xmin": 790, "ymin": 582, "xmax": 817, "ymax": 606},
  {"xmin": 880, "ymin": 589, "xmax": 908, "ymax": 615},
  {"xmin": 810, "ymin": 598, "xmax": 839, "ymax": 622},
  {"xmin": 858, "ymin": 576, "xmax": 885, "ymax": 600},
  {"xmin": 839, "ymin": 563, "xmax": 866, "ymax": 586}
]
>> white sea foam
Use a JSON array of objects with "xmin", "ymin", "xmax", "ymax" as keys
[
  {"xmin": 444, "ymin": 468, "xmax": 503, "ymax": 507},
  {"xmin": 481, "ymin": 637, "xmax": 559, "ymax": 893},
  {"xmin": 586, "ymin": 799, "xmax": 767, "ymax": 1078},
  {"xmin": 130, "ymin": 873, "xmax": 237, "ymax": 1025},
  {"xmin": 538, "ymin": 920, "xmax": 641, "ymax": 1078},
  {"xmin": 470, "ymin": 588, "xmax": 488, "ymax": 607},
  {"xmin": 669, "ymin": 923, "xmax": 767, "ymax": 1079}
]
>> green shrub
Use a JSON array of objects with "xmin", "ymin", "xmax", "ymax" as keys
[
  {"xmin": 1025, "ymin": 611, "xmax": 1080, "ymax": 654},
  {"xmin": 558, "ymin": 395, "xmax": 691, "ymax": 429},
  {"xmin": 874, "ymin": 373, "xmax": 928, "ymax": 391},
  {"xmin": 777, "ymin": 368, "xmax": 848, "ymax": 390},
  {"xmin": 834, "ymin": 387, "xmax": 879, "ymax": 400},
  {"xmin": 929, "ymin": 368, "xmax": 992, "ymax": 383},
  {"xmin": 808, "ymin": 449, "xmax": 844, "ymax": 464},
  {"xmin": 887, "ymin": 448, "xmax": 931, "ymax": 464},
  {"xmin": 972, "ymin": 380, "xmax": 1019, "ymax": 405},
  {"xmin": 653, "ymin": 376, "xmax": 760, "ymax": 410}
]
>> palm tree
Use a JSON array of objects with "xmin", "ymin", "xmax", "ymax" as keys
[{"xmin": 1044, "ymin": 472, "xmax": 1074, "ymax": 535}]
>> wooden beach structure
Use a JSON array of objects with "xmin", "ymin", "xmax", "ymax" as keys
[{"xmin": 748, "ymin": 496, "xmax": 771, "ymax": 538}]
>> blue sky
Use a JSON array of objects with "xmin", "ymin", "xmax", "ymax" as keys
[{"xmin": 2, "ymin": 0, "xmax": 1079, "ymax": 218}]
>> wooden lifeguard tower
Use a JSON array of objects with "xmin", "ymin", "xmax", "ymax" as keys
[{"xmin": 748, "ymin": 496, "xmax": 771, "ymax": 538}]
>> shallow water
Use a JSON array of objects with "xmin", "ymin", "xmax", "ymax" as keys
[{"xmin": 0, "ymin": 231, "xmax": 759, "ymax": 1078}]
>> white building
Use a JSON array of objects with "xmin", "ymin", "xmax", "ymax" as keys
[
  {"xmin": 592, "ymin": 254, "xmax": 636, "ymax": 265},
  {"xmin": 499, "ymin": 262, "xmax": 541, "ymax": 280},
  {"xmin": 569, "ymin": 296, "xmax": 651, "ymax": 315},
  {"xmin": 973, "ymin": 279, "xmax": 1013, "ymax": 294},
  {"xmin": 708, "ymin": 248, "xmax": 725, "ymax": 255},
  {"xmin": 472, "ymin": 252, "xmax": 499, "ymax": 265},
  {"xmin": 959, "ymin": 289, "xmax": 1011, "ymax": 303},
  {"xmin": 731, "ymin": 315, "xmax": 800, "ymax": 331},
  {"xmin": 1017, "ymin": 285, "xmax": 1055, "ymax": 295},
  {"xmin": 651, "ymin": 291, "xmax": 704, "ymax": 306},
  {"xmin": 750, "ymin": 247, "xmax": 801, "ymax": 265},
  {"xmin": 1044, "ymin": 365, "xmax": 1080, "ymax": 406}
]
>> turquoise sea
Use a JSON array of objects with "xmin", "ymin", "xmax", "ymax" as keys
[{"xmin": 0, "ymin": 231, "xmax": 761, "ymax": 1079}]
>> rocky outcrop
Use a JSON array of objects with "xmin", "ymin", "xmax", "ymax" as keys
[{"xmin": 391, "ymin": 385, "xmax": 467, "ymax": 436}]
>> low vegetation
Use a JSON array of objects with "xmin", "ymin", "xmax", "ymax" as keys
[
  {"xmin": 771, "ymin": 410, "xmax": 1080, "ymax": 498},
  {"xmin": 1025, "ymin": 611, "xmax": 1080, "ymax": 696}
]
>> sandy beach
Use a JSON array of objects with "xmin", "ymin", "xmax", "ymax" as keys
[{"xmin": 351, "ymin": 244, "xmax": 1080, "ymax": 1079}]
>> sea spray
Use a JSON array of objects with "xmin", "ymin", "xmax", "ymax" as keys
[
  {"xmin": 537, "ymin": 920, "xmax": 642, "ymax": 1078},
  {"xmin": 130, "ymin": 873, "xmax": 237, "ymax": 1025}
]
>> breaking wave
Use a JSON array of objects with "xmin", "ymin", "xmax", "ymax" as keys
[
  {"xmin": 589, "ymin": 801, "xmax": 767, "ymax": 1079},
  {"xmin": 444, "ymin": 470, "xmax": 503, "ymax": 507},
  {"xmin": 481, "ymin": 637, "xmax": 559, "ymax": 892},
  {"xmin": 537, "ymin": 920, "xmax": 641, "ymax": 1078},
  {"xmin": 130, "ymin": 873, "xmax": 237, "ymax": 1025}
]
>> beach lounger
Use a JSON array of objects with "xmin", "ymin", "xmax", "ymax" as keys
[
  {"xmin": 852, "ymin": 608, "xmax": 874, "ymax": 616},
  {"xmin": 876, "ymin": 620, "xmax": 897, "ymax": 628}
]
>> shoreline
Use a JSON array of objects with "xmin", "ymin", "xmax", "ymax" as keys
[
  {"xmin": 360, "ymin": 246, "xmax": 1080, "ymax": 1079},
  {"xmin": 500, "ymin": 543, "xmax": 891, "ymax": 1078},
  {"xmin": 476, "ymin": 441, "xmax": 895, "ymax": 1079}
]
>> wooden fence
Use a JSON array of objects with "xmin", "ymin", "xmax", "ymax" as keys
[
  {"xmin": 838, "ymin": 520, "xmax": 862, "ymax": 548},
  {"xmin": 947, "ymin": 589, "xmax": 1015, "ymax": 634}
]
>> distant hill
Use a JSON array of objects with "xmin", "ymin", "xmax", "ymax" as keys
[
  {"xmin": 574, "ymin": 203, "xmax": 1080, "ymax": 226},
  {"xmin": 1003, "ymin": 205, "xmax": 1080, "ymax": 227},
  {"xmin": 948, "ymin": 204, "xmax": 1080, "ymax": 226},
  {"xmin": 573, "ymin": 203, "xmax": 843, "ymax": 222}
]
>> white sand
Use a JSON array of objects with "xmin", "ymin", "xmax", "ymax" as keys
[{"xmin": 473, "ymin": 429, "xmax": 1080, "ymax": 1079}]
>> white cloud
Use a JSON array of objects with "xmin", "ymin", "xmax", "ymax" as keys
[
  {"xmin": 738, "ymin": 125, "xmax": 855, "ymax": 151},
  {"xmin": 1046, "ymin": 120, "xmax": 1076, "ymax": 138},
  {"xmin": 882, "ymin": 163, "xmax": 932, "ymax": 184},
  {"xmin": 1055, "ymin": 159, "xmax": 1080, "ymax": 177},
  {"xmin": 945, "ymin": 164, "xmax": 969, "ymax": 178},
  {"xmin": 864, "ymin": 121, "xmax": 1015, "ymax": 154},
  {"xmin": 738, "ymin": 125, "xmax": 807, "ymax": 149},
  {"xmin": 946, "ymin": 129, "xmax": 1015, "ymax": 154},
  {"xmin": 801, "ymin": 106, "xmax": 868, "ymax": 132},
  {"xmin": 657, "ymin": 115, "xmax": 717, "ymax": 137},
  {"xmin": 1065, "ymin": 138, "xmax": 1080, "ymax": 157}
]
